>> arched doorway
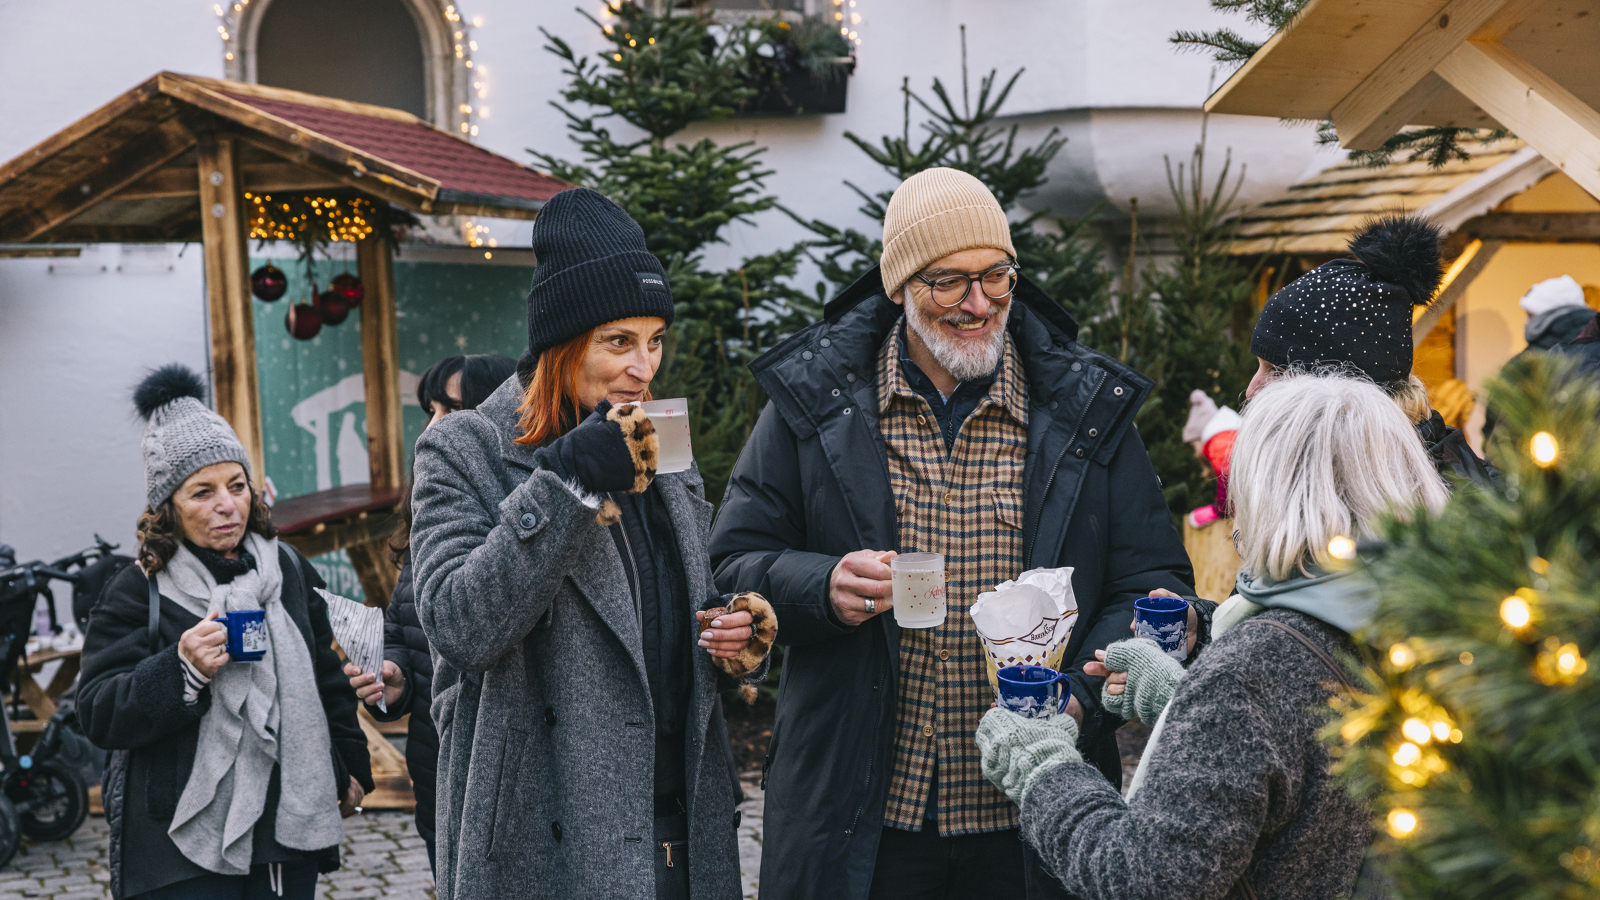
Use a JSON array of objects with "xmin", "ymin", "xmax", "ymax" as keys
[{"xmin": 255, "ymin": 0, "xmax": 428, "ymax": 118}]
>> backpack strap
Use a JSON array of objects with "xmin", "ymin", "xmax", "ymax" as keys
[
  {"xmin": 1241, "ymin": 616, "xmax": 1355, "ymax": 693},
  {"xmin": 146, "ymin": 574, "xmax": 162, "ymax": 656}
]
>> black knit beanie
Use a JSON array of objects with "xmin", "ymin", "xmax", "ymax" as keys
[
  {"xmin": 525, "ymin": 188, "xmax": 673, "ymax": 357},
  {"xmin": 1251, "ymin": 215, "xmax": 1443, "ymax": 385}
]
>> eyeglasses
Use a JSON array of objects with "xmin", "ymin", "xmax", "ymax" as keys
[{"xmin": 911, "ymin": 260, "xmax": 1019, "ymax": 307}]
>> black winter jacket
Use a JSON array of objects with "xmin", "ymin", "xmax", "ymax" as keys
[
  {"xmin": 708, "ymin": 268, "xmax": 1195, "ymax": 900},
  {"xmin": 79, "ymin": 545, "xmax": 374, "ymax": 898},
  {"xmin": 372, "ymin": 559, "xmax": 438, "ymax": 844},
  {"xmin": 1415, "ymin": 410, "xmax": 1500, "ymax": 489}
]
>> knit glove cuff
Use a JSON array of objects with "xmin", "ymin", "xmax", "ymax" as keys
[
  {"xmin": 1101, "ymin": 637, "xmax": 1185, "ymax": 724},
  {"xmin": 976, "ymin": 707, "xmax": 1082, "ymax": 807}
]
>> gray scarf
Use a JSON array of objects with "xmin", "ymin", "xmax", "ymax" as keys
[{"xmin": 156, "ymin": 532, "xmax": 343, "ymax": 875}]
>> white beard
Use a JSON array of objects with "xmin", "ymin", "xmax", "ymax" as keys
[{"xmin": 903, "ymin": 286, "xmax": 1009, "ymax": 383}]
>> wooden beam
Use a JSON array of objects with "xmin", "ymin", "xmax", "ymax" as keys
[
  {"xmin": 1435, "ymin": 40, "xmax": 1600, "ymax": 200},
  {"xmin": 0, "ymin": 114, "xmax": 195, "ymax": 243},
  {"xmin": 116, "ymin": 162, "xmax": 344, "ymax": 201},
  {"xmin": 1459, "ymin": 211, "xmax": 1600, "ymax": 241},
  {"xmin": 1414, "ymin": 238, "xmax": 1502, "ymax": 344},
  {"xmin": 0, "ymin": 77, "xmax": 162, "ymax": 187},
  {"xmin": 346, "ymin": 538, "xmax": 399, "ymax": 609},
  {"xmin": 1333, "ymin": 0, "xmax": 1512, "ymax": 151},
  {"xmin": 279, "ymin": 506, "xmax": 399, "ymax": 559},
  {"xmin": 196, "ymin": 137, "xmax": 266, "ymax": 482},
  {"xmin": 357, "ymin": 235, "xmax": 405, "ymax": 493}
]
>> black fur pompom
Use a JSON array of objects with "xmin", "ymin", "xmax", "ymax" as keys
[
  {"xmin": 133, "ymin": 364, "xmax": 207, "ymax": 420},
  {"xmin": 1348, "ymin": 215, "xmax": 1444, "ymax": 306}
]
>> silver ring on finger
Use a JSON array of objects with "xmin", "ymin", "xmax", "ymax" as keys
[{"xmin": 864, "ymin": 598, "xmax": 876, "ymax": 615}]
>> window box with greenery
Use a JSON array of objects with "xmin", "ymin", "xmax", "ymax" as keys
[{"xmin": 739, "ymin": 16, "xmax": 854, "ymax": 116}]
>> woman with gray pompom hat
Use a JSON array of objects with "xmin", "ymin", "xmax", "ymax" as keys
[{"xmin": 78, "ymin": 364, "xmax": 371, "ymax": 900}]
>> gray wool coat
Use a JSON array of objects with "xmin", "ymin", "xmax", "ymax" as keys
[
  {"xmin": 410, "ymin": 376, "xmax": 745, "ymax": 900},
  {"xmin": 1020, "ymin": 607, "xmax": 1370, "ymax": 900}
]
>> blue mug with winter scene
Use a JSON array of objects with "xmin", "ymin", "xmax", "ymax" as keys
[
  {"xmin": 1134, "ymin": 595, "xmax": 1189, "ymax": 661},
  {"xmin": 996, "ymin": 665, "xmax": 1069, "ymax": 719},
  {"xmin": 220, "ymin": 609, "xmax": 268, "ymax": 662}
]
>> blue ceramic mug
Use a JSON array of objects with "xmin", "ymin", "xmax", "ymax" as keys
[
  {"xmin": 219, "ymin": 609, "xmax": 268, "ymax": 662},
  {"xmin": 996, "ymin": 665, "xmax": 1069, "ymax": 719},
  {"xmin": 1133, "ymin": 595, "xmax": 1189, "ymax": 661}
]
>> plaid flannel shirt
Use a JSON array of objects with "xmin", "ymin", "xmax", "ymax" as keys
[{"xmin": 877, "ymin": 322, "xmax": 1030, "ymax": 835}]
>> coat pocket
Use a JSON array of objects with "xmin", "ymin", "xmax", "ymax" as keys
[
  {"xmin": 992, "ymin": 486, "xmax": 1025, "ymax": 530},
  {"xmin": 486, "ymin": 726, "xmax": 533, "ymax": 860}
]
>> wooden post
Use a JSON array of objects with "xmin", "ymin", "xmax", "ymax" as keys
[
  {"xmin": 357, "ymin": 234, "xmax": 404, "ymax": 492},
  {"xmin": 196, "ymin": 136, "xmax": 265, "ymax": 480}
]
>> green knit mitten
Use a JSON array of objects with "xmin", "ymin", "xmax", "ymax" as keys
[
  {"xmin": 976, "ymin": 707, "xmax": 1082, "ymax": 806},
  {"xmin": 1100, "ymin": 638, "xmax": 1185, "ymax": 724}
]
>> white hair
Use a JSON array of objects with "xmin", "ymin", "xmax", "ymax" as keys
[
  {"xmin": 1230, "ymin": 372, "xmax": 1449, "ymax": 581},
  {"xmin": 902, "ymin": 284, "xmax": 1009, "ymax": 382}
]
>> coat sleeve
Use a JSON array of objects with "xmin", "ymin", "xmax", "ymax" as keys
[
  {"xmin": 77, "ymin": 567, "xmax": 207, "ymax": 750},
  {"xmin": 1019, "ymin": 646, "xmax": 1305, "ymax": 900},
  {"xmin": 710, "ymin": 402, "xmax": 852, "ymax": 648},
  {"xmin": 296, "ymin": 552, "xmax": 375, "ymax": 794},
  {"xmin": 410, "ymin": 416, "xmax": 613, "ymax": 674},
  {"xmin": 1064, "ymin": 426, "xmax": 1195, "ymax": 722}
]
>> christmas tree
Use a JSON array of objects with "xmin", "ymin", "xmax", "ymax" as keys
[{"xmin": 1331, "ymin": 353, "xmax": 1600, "ymax": 898}]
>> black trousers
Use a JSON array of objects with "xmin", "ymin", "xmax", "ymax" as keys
[
  {"xmin": 136, "ymin": 859, "xmax": 319, "ymax": 900},
  {"xmin": 866, "ymin": 823, "xmax": 1077, "ymax": 900}
]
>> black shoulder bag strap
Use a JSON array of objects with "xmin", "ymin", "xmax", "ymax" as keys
[{"xmin": 146, "ymin": 573, "xmax": 162, "ymax": 655}]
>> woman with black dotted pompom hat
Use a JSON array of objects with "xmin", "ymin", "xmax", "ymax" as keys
[{"xmin": 1245, "ymin": 214, "xmax": 1499, "ymax": 489}]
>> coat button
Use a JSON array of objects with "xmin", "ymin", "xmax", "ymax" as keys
[
  {"xmin": 1088, "ymin": 428, "xmax": 1098, "ymax": 438},
  {"xmin": 1114, "ymin": 386, "xmax": 1124, "ymax": 396},
  {"xmin": 938, "ymin": 649, "xmax": 950, "ymax": 661},
  {"xmin": 832, "ymin": 388, "xmax": 841, "ymax": 397},
  {"xmin": 552, "ymin": 821, "xmax": 562, "ymax": 841},
  {"xmin": 1048, "ymin": 401, "xmax": 1058, "ymax": 411},
  {"xmin": 520, "ymin": 513, "xmax": 537, "ymax": 529},
  {"xmin": 922, "ymin": 725, "xmax": 934, "ymax": 737},
  {"xmin": 803, "ymin": 350, "xmax": 814, "ymax": 360},
  {"xmin": 544, "ymin": 707, "xmax": 557, "ymax": 726},
  {"xmin": 844, "ymin": 407, "xmax": 853, "ymax": 415},
  {"xmin": 1071, "ymin": 362, "xmax": 1082, "ymax": 372},
  {"xmin": 820, "ymin": 338, "xmax": 832, "ymax": 348},
  {"xmin": 1075, "ymin": 447, "xmax": 1086, "ymax": 458},
  {"xmin": 847, "ymin": 373, "xmax": 857, "ymax": 383}
]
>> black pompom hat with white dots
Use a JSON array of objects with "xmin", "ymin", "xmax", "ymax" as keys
[{"xmin": 1251, "ymin": 215, "xmax": 1444, "ymax": 385}]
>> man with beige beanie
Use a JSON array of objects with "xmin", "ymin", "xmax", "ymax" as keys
[{"xmin": 711, "ymin": 168, "xmax": 1195, "ymax": 900}]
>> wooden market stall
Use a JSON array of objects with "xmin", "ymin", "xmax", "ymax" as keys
[
  {"xmin": 0, "ymin": 72, "xmax": 569, "ymax": 808},
  {"xmin": 0, "ymin": 71, "xmax": 566, "ymax": 607}
]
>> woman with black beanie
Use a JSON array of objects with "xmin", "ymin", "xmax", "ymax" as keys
[
  {"xmin": 344, "ymin": 352, "xmax": 515, "ymax": 875},
  {"xmin": 1245, "ymin": 215, "xmax": 1498, "ymax": 488},
  {"xmin": 408, "ymin": 188, "xmax": 776, "ymax": 900}
]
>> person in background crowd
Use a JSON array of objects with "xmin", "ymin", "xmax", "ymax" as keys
[
  {"xmin": 80, "ymin": 365, "xmax": 371, "ymax": 900},
  {"xmin": 708, "ymin": 167, "xmax": 1196, "ymax": 900},
  {"xmin": 1485, "ymin": 276, "xmax": 1599, "ymax": 440},
  {"xmin": 1180, "ymin": 390, "xmax": 1240, "ymax": 529},
  {"xmin": 1245, "ymin": 215, "xmax": 1498, "ymax": 488},
  {"xmin": 344, "ymin": 352, "xmax": 515, "ymax": 874},
  {"xmin": 410, "ymin": 188, "xmax": 776, "ymax": 900},
  {"xmin": 978, "ymin": 372, "xmax": 1450, "ymax": 900}
]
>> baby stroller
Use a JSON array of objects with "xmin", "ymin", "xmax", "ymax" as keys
[{"xmin": 0, "ymin": 537, "xmax": 123, "ymax": 866}]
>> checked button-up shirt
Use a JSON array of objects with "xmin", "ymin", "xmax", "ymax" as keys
[{"xmin": 875, "ymin": 320, "xmax": 1030, "ymax": 835}]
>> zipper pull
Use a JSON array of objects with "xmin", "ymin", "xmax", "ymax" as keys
[{"xmin": 662, "ymin": 841, "xmax": 674, "ymax": 868}]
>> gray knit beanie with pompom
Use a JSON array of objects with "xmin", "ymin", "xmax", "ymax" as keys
[{"xmin": 133, "ymin": 364, "xmax": 252, "ymax": 509}]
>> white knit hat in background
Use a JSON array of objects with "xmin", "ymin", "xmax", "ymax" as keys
[
  {"xmin": 1518, "ymin": 275, "xmax": 1588, "ymax": 317},
  {"xmin": 880, "ymin": 168, "xmax": 1016, "ymax": 296},
  {"xmin": 1182, "ymin": 390, "xmax": 1219, "ymax": 444}
]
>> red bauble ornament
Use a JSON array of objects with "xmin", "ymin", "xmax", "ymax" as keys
[
  {"xmin": 286, "ymin": 303, "xmax": 322, "ymax": 340},
  {"xmin": 317, "ymin": 289, "xmax": 351, "ymax": 326},
  {"xmin": 330, "ymin": 272, "xmax": 364, "ymax": 308},
  {"xmin": 251, "ymin": 265, "xmax": 288, "ymax": 302}
]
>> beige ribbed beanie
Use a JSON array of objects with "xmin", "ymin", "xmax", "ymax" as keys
[{"xmin": 880, "ymin": 168, "xmax": 1015, "ymax": 295}]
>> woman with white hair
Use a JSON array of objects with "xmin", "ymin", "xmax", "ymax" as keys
[{"xmin": 974, "ymin": 372, "xmax": 1449, "ymax": 900}]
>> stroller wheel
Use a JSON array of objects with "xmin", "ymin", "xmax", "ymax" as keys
[
  {"xmin": 9, "ymin": 760, "xmax": 87, "ymax": 843},
  {"xmin": 0, "ymin": 795, "xmax": 18, "ymax": 868}
]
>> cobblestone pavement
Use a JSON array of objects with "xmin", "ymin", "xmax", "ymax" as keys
[{"xmin": 0, "ymin": 810, "xmax": 435, "ymax": 899}]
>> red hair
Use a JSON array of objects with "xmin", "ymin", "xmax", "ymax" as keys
[{"xmin": 513, "ymin": 327, "xmax": 653, "ymax": 445}]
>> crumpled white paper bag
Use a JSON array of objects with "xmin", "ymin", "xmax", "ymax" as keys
[{"xmin": 970, "ymin": 567, "xmax": 1078, "ymax": 688}]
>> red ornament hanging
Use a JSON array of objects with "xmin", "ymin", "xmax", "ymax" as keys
[
  {"xmin": 251, "ymin": 265, "xmax": 288, "ymax": 302},
  {"xmin": 286, "ymin": 303, "xmax": 322, "ymax": 340},
  {"xmin": 317, "ymin": 289, "xmax": 351, "ymax": 326},
  {"xmin": 330, "ymin": 272, "xmax": 364, "ymax": 308}
]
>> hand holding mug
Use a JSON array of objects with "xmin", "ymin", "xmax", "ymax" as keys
[
  {"xmin": 1127, "ymin": 588, "xmax": 1198, "ymax": 656},
  {"xmin": 179, "ymin": 610, "xmax": 230, "ymax": 678},
  {"xmin": 829, "ymin": 550, "xmax": 896, "ymax": 626},
  {"xmin": 344, "ymin": 660, "xmax": 405, "ymax": 709}
]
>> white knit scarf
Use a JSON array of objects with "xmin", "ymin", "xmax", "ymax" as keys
[{"xmin": 156, "ymin": 532, "xmax": 343, "ymax": 875}]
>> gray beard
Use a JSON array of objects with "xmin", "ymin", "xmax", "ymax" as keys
[{"xmin": 904, "ymin": 288, "xmax": 1009, "ymax": 383}]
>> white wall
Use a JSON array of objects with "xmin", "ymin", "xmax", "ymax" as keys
[{"xmin": 0, "ymin": 0, "xmax": 1333, "ymax": 579}]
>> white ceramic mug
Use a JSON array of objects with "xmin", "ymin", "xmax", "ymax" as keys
[{"xmin": 640, "ymin": 398, "xmax": 693, "ymax": 474}]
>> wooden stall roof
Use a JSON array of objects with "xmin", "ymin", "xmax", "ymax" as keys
[
  {"xmin": 1227, "ymin": 139, "xmax": 1557, "ymax": 256},
  {"xmin": 0, "ymin": 72, "xmax": 569, "ymax": 244}
]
